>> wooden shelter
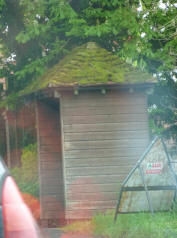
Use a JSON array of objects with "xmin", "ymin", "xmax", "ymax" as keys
[{"xmin": 21, "ymin": 42, "xmax": 155, "ymax": 226}]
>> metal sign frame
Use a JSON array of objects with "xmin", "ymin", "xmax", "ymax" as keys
[{"xmin": 114, "ymin": 136, "xmax": 177, "ymax": 222}]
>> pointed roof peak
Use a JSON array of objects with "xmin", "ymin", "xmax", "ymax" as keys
[
  {"xmin": 20, "ymin": 42, "xmax": 155, "ymax": 95},
  {"xmin": 86, "ymin": 42, "xmax": 98, "ymax": 49}
]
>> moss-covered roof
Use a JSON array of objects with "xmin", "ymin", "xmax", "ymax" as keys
[{"xmin": 21, "ymin": 42, "xmax": 155, "ymax": 95}]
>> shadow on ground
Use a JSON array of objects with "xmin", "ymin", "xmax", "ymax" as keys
[{"xmin": 41, "ymin": 228, "xmax": 94, "ymax": 238}]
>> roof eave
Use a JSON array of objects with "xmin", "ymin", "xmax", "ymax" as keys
[{"xmin": 47, "ymin": 82, "xmax": 156, "ymax": 91}]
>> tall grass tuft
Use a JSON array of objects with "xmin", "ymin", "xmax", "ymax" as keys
[{"xmin": 92, "ymin": 210, "xmax": 177, "ymax": 238}]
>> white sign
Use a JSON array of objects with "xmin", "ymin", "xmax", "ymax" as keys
[{"xmin": 146, "ymin": 163, "xmax": 163, "ymax": 174}]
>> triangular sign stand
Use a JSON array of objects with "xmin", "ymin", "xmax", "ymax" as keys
[{"xmin": 114, "ymin": 136, "xmax": 177, "ymax": 222}]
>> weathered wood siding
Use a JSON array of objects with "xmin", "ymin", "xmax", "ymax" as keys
[
  {"xmin": 36, "ymin": 101, "xmax": 65, "ymax": 222},
  {"xmin": 61, "ymin": 90, "xmax": 150, "ymax": 219}
]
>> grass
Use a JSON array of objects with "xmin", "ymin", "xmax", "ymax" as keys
[
  {"xmin": 93, "ymin": 211, "xmax": 177, "ymax": 238},
  {"xmin": 61, "ymin": 210, "xmax": 177, "ymax": 238}
]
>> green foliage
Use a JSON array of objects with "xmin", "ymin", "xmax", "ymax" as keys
[
  {"xmin": 11, "ymin": 143, "xmax": 39, "ymax": 197},
  {"xmin": 7, "ymin": 126, "xmax": 36, "ymax": 152},
  {"xmin": 92, "ymin": 211, "xmax": 177, "ymax": 238},
  {"xmin": 0, "ymin": 132, "xmax": 6, "ymax": 157},
  {"xmin": 0, "ymin": 0, "xmax": 176, "ymax": 140},
  {"xmin": 0, "ymin": 0, "xmax": 176, "ymax": 91},
  {"xmin": 149, "ymin": 73, "xmax": 177, "ymax": 142},
  {"xmin": 0, "ymin": 0, "xmax": 5, "ymax": 11},
  {"xmin": 62, "ymin": 210, "xmax": 177, "ymax": 238}
]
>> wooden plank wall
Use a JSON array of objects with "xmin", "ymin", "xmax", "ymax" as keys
[
  {"xmin": 61, "ymin": 90, "xmax": 150, "ymax": 220},
  {"xmin": 36, "ymin": 101, "xmax": 65, "ymax": 223}
]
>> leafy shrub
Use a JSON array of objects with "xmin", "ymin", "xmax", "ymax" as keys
[{"xmin": 11, "ymin": 143, "xmax": 39, "ymax": 197}]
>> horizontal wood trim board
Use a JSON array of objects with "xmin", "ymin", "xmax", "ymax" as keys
[
  {"xmin": 65, "ymin": 166, "xmax": 132, "ymax": 176},
  {"xmin": 63, "ymin": 96, "xmax": 146, "ymax": 107},
  {"xmin": 63, "ymin": 91, "xmax": 145, "ymax": 100},
  {"xmin": 67, "ymin": 205, "xmax": 114, "ymax": 210},
  {"xmin": 63, "ymin": 122, "xmax": 148, "ymax": 133},
  {"xmin": 64, "ymin": 139, "xmax": 148, "ymax": 151},
  {"xmin": 67, "ymin": 200, "xmax": 115, "ymax": 206},
  {"xmin": 66, "ymin": 181, "xmax": 121, "ymax": 187},
  {"xmin": 63, "ymin": 102, "xmax": 146, "ymax": 109},
  {"xmin": 67, "ymin": 192, "xmax": 118, "ymax": 201},
  {"xmin": 66, "ymin": 175, "xmax": 125, "ymax": 185},
  {"xmin": 65, "ymin": 157, "xmax": 139, "ymax": 168},
  {"xmin": 66, "ymin": 184, "xmax": 121, "ymax": 193},
  {"xmin": 62, "ymin": 105, "xmax": 147, "ymax": 116},
  {"xmin": 64, "ymin": 148, "xmax": 145, "ymax": 158},
  {"xmin": 67, "ymin": 200, "xmax": 116, "ymax": 208},
  {"xmin": 63, "ymin": 114, "xmax": 147, "ymax": 124},
  {"xmin": 64, "ymin": 131, "xmax": 149, "ymax": 141},
  {"xmin": 63, "ymin": 96, "xmax": 145, "ymax": 106},
  {"xmin": 67, "ymin": 199, "xmax": 116, "ymax": 204}
]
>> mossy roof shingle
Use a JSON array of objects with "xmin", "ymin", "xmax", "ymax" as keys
[{"xmin": 21, "ymin": 42, "xmax": 155, "ymax": 95}]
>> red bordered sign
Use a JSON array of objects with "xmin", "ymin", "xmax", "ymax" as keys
[{"xmin": 146, "ymin": 163, "xmax": 163, "ymax": 174}]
